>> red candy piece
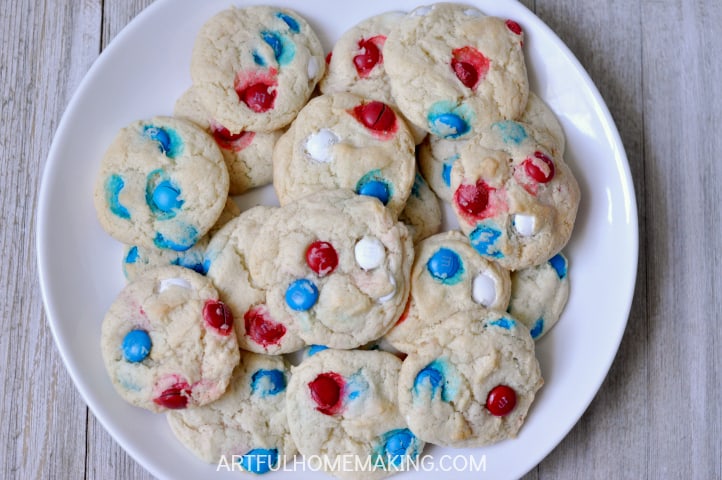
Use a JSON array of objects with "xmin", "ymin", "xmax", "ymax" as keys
[
  {"xmin": 353, "ymin": 36, "xmax": 386, "ymax": 77},
  {"xmin": 505, "ymin": 19, "xmax": 523, "ymax": 35},
  {"xmin": 523, "ymin": 151, "xmax": 555, "ymax": 183},
  {"xmin": 454, "ymin": 180, "xmax": 491, "ymax": 219},
  {"xmin": 486, "ymin": 385, "xmax": 517, "ymax": 416},
  {"xmin": 308, "ymin": 372, "xmax": 344, "ymax": 415},
  {"xmin": 450, "ymin": 46, "xmax": 490, "ymax": 90},
  {"xmin": 352, "ymin": 101, "xmax": 397, "ymax": 133},
  {"xmin": 306, "ymin": 241, "xmax": 338, "ymax": 277},
  {"xmin": 238, "ymin": 82, "xmax": 276, "ymax": 112},
  {"xmin": 325, "ymin": 52, "xmax": 333, "ymax": 64},
  {"xmin": 203, "ymin": 299, "xmax": 233, "ymax": 336},
  {"xmin": 394, "ymin": 296, "xmax": 412, "ymax": 326},
  {"xmin": 154, "ymin": 382, "xmax": 191, "ymax": 409},
  {"xmin": 244, "ymin": 304, "xmax": 286, "ymax": 347},
  {"xmin": 210, "ymin": 124, "xmax": 255, "ymax": 152}
]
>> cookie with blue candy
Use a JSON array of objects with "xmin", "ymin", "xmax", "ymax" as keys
[
  {"xmin": 397, "ymin": 308, "xmax": 542, "ymax": 447},
  {"xmin": 385, "ymin": 230, "xmax": 511, "ymax": 353},
  {"xmin": 100, "ymin": 266, "xmax": 239, "ymax": 413},
  {"xmin": 384, "ymin": 3, "xmax": 529, "ymax": 140},
  {"xmin": 93, "ymin": 115, "xmax": 229, "ymax": 253},
  {"xmin": 272, "ymin": 92, "xmax": 416, "ymax": 219},
  {"xmin": 190, "ymin": 6, "xmax": 325, "ymax": 134},
  {"xmin": 167, "ymin": 351, "xmax": 296, "ymax": 473},
  {"xmin": 248, "ymin": 189, "xmax": 413, "ymax": 350},
  {"xmin": 286, "ymin": 349, "xmax": 425, "ymax": 479},
  {"xmin": 449, "ymin": 119, "xmax": 579, "ymax": 270},
  {"xmin": 204, "ymin": 206, "xmax": 306, "ymax": 355}
]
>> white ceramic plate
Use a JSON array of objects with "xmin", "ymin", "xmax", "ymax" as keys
[{"xmin": 37, "ymin": 0, "xmax": 638, "ymax": 479}]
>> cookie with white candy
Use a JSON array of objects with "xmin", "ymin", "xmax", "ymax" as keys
[
  {"xmin": 190, "ymin": 6, "xmax": 325, "ymax": 133},
  {"xmin": 100, "ymin": 266, "xmax": 239, "ymax": 412},
  {"xmin": 248, "ymin": 189, "xmax": 413, "ymax": 350},
  {"xmin": 449, "ymin": 119, "xmax": 579, "ymax": 270},
  {"xmin": 272, "ymin": 92, "xmax": 416, "ymax": 219},
  {"xmin": 385, "ymin": 231, "xmax": 511, "ymax": 353}
]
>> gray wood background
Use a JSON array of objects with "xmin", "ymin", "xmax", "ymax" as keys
[{"xmin": 2, "ymin": 0, "xmax": 720, "ymax": 478}]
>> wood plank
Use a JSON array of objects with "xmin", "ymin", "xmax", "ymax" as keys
[
  {"xmin": 641, "ymin": 1, "xmax": 722, "ymax": 478},
  {"xmin": 0, "ymin": 0, "xmax": 101, "ymax": 479},
  {"xmin": 527, "ymin": 0, "xmax": 649, "ymax": 478}
]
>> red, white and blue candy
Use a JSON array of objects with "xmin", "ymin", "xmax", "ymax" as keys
[
  {"xmin": 122, "ymin": 329, "xmax": 151, "ymax": 363},
  {"xmin": 372, "ymin": 428, "xmax": 422, "ymax": 468},
  {"xmin": 250, "ymin": 368, "xmax": 286, "ymax": 397},
  {"xmin": 244, "ymin": 304, "xmax": 287, "ymax": 348},
  {"xmin": 285, "ymin": 278, "xmax": 319, "ymax": 311},
  {"xmin": 426, "ymin": 247, "xmax": 464, "ymax": 285},
  {"xmin": 237, "ymin": 448, "xmax": 279, "ymax": 474}
]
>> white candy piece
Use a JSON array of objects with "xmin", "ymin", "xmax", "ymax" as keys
[
  {"xmin": 304, "ymin": 129, "xmax": 339, "ymax": 163},
  {"xmin": 472, "ymin": 272, "xmax": 497, "ymax": 307},
  {"xmin": 354, "ymin": 236, "xmax": 385, "ymax": 270},
  {"xmin": 463, "ymin": 8, "xmax": 483, "ymax": 17},
  {"xmin": 377, "ymin": 274, "xmax": 397, "ymax": 303},
  {"xmin": 159, "ymin": 277, "xmax": 192, "ymax": 293},
  {"xmin": 307, "ymin": 57, "xmax": 319, "ymax": 80},
  {"xmin": 513, "ymin": 214, "xmax": 537, "ymax": 237}
]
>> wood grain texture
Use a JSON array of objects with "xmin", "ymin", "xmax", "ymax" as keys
[
  {"xmin": 2, "ymin": 0, "xmax": 720, "ymax": 479},
  {"xmin": 0, "ymin": 0, "xmax": 101, "ymax": 479}
]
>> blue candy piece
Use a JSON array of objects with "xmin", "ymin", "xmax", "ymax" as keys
[
  {"xmin": 468, "ymin": 223, "xmax": 504, "ymax": 259},
  {"xmin": 426, "ymin": 248, "xmax": 464, "ymax": 284},
  {"xmin": 106, "ymin": 174, "xmax": 131, "ymax": 219},
  {"xmin": 358, "ymin": 180, "xmax": 390, "ymax": 205},
  {"xmin": 548, "ymin": 253, "xmax": 568, "ymax": 279},
  {"xmin": 276, "ymin": 12, "xmax": 300, "ymax": 33},
  {"xmin": 153, "ymin": 225, "xmax": 199, "ymax": 252},
  {"xmin": 251, "ymin": 369, "xmax": 286, "ymax": 397},
  {"xmin": 428, "ymin": 113, "xmax": 469, "ymax": 139},
  {"xmin": 122, "ymin": 329, "xmax": 151, "ymax": 363},
  {"xmin": 413, "ymin": 359, "xmax": 455, "ymax": 402},
  {"xmin": 530, "ymin": 318, "xmax": 544, "ymax": 339},
  {"xmin": 261, "ymin": 30, "xmax": 295, "ymax": 65},
  {"xmin": 172, "ymin": 249, "xmax": 207, "ymax": 275},
  {"xmin": 285, "ymin": 278, "xmax": 319, "ymax": 311},
  {"xmin": 307, "ymin": 344, "xmax": 329, "ymax": 356},
  {"xmin": 410, "ymin": 173, "xmax": 424, "ymax": 198},
  {"xmin": 372, "ymin": 428, "xmax": 420, "ymax": 467},
  {"xmin": 238, "ymin": 448, "xmax": 279, "ymax": 474},
  {"xmin": 492, "ymin": 120, "xmax": 528, "ymax": 145},
  {"xmin": 488, "ymin": 317, "xmax": 516, "ymax": 330},
  {"xmin": 253, "ymin": 50, "xmax": 267, "ymax": 66},
  {"xmin": 125, "ymin": 246, "xmax": 139, "ymax": 264},
  {"xmin": 151, "ymin": 180, "xmax": 183, "ymax": 213},
  {"xmin": 142, "ymin": 125, "xmax": 183, "ymax": 158}
]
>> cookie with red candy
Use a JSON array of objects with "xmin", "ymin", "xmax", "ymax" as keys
[{"xmin": 100, "ymin": 266, "xmax": 239, "ymax": 412}]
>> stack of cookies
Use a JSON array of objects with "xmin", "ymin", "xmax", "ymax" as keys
[{"xmin": 92, "ymin": 3, "xmax": 579, "ymax": 478}]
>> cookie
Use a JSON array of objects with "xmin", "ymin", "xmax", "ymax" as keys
[
  {"xmin": 398, "ymin": 172, "xmax": 442, "ymax": 244},
  {"xmin": 167, "ymin": 351, "xmax": 296, "ymax": 473},
  {"xmin": 508, "ymin": 252, "xmax": 570, "ymax": 340},
  {"xmin": 174, "ymin": 86, "xmax": 282, "ymax": 194},
  {"xmin": 204, "ymin": 206, "xmax": 305, "ymax": 355},
  {"xmin": 122, "ymin": 198, "xmax": 239, "ymax": 281},
  {"xmin": 385, "ymin": 231, "xmax": 511, "ymax": 353},
  {"xmin": 93, "ymin": 116, "xmax": 229, "ymax": 252},
  {"xmin": 450, "ymin": 120, "xmax": 580, "ymax": 270},
  {"xmin": 397, "ymin": 309, "xmax": 543, "ymax": 447},
  {"xmin": 319, "ymin": 11, "xmax": 427, "ymax": 144},
  {"xmin": 286, "ymin": 349, "xmax": 424, "ymax": 479},
  {"xmin": 100, "ymin": 266, "xmax": 239, "ymax": 412},
  {"xmin": 248, "ymin": 189, "xmax": 413, "ymax": 349},
  {"xmin": 272, "ymin": 93, "xmax": 416, "ymax": 219},
  {"xmin": 384, "ymin": 4, "xmax": 528, "ymax": 139},
  {"xmin": 190, "ymin": 6, "xmax": 325, "ymax": 133},
  {"xmin": 418, "ymin": 91, "xmax": 564, "ymax": 203}
]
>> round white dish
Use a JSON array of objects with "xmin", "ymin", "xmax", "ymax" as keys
[{"xmin": 37, "ymin": 1, "xmax": 638, "ymax": 479}]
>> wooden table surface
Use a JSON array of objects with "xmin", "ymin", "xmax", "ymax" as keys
[{"xmin": 2, "ymin": 0, "xmax": 720, "ymax": 478}]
